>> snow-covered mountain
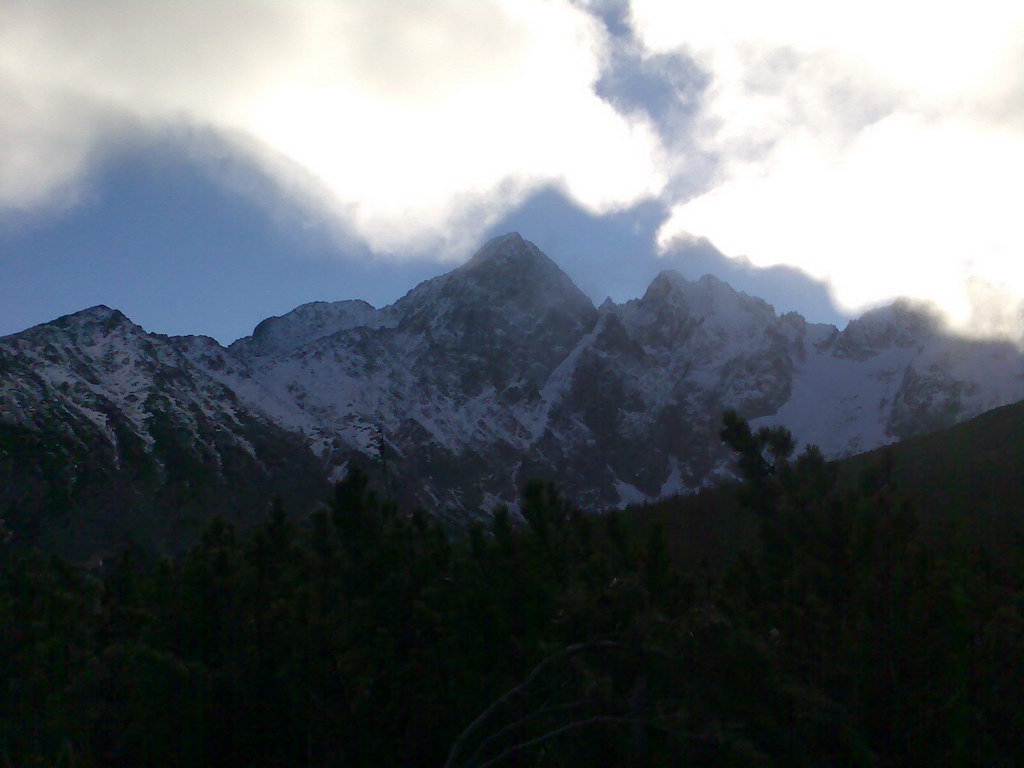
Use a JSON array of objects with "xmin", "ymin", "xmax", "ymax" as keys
[
  {"xmin": 2, "ymin": 233, "xmax": 1022, "ymax": 549},
  {"xmin": 0, "ymin": 306, "xmax": 327, "ymax": 555}
]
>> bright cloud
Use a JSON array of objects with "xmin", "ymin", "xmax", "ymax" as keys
[
  {"xmin": 0, "ymin": 0, "xmax": 666, "ymax": 256},
  {"xmin": 4, "ymin": 0, "xmax": 1023, "ymax": 338},
  {"xmin": 633, "ymin": 0, "xmax": 1024, "ymax": 335}
]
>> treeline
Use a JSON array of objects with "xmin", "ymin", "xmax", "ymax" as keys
[{"xmin": 2, "ymin": 414, "xmax": 1023, "ymax": 766}]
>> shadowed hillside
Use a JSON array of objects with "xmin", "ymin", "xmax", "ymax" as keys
[
  {"xmin": 848, "ymin": 398, "xmax": 1024, "ymax": 516},
  {"xmin": 628, "ymin": 398, "xmax": 1024, "ymax": 567}
]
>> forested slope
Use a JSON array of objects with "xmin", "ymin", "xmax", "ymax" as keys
[{"xmin": 2, "ymin": 411, "xmax": 1022, "ymax": 767}]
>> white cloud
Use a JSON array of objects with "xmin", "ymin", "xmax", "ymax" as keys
[
  {"xmin": 0, "ymin": 0, "xmax": 666, "ymax": 256},
  {"xmin": 5, "ymin": 0, "xmax": 1023, "ymax": 340},
  {"xmin": 0, "ymin": 83, "xmax": 104, "ymax": 212},
  {"xmin": 633, "ymin": 0, "xmax": 1024, "ymax": 335}
]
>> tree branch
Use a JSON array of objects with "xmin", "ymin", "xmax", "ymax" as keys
[
  {"xmin": 444, "ymin": 641, "xmax": 630, "ymax": 768},
  {"xmin": 462, "ymin": 699, "xmax": 628, "ymax": 768}
]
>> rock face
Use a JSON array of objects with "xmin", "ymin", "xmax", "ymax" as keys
[{"xmin": 2, "ymin": 233, "xmax": 1023, "ymax": 551}]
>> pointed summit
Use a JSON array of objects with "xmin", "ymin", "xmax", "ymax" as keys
[
  {"xmin": 390, "ymin": 234, "xmax": 598, "ymax": 382},
  {"xmin": 467, "ymin": 231, "xmax": 527, "ymax": 261},
  {"xmin": 46, "ymin": 305, "xmax": 135, "ymax": 336},
  {"xmin": 395, "ymin": 233, "xmax": 595, "ymax": 326},
  {"xmin": 64, "ymin": 305, "xmax": 126, "ymax": 323},
  {"xmin": 643, "ymin": 269, "xmax": 692, "ymax": 301},
  {"xmin": 456, "ymin": 233, "xmax": 593, "ymax": 314},
  {"xmin": 462, "ymin": 232, "xmax": 561, "ymax": 277}
]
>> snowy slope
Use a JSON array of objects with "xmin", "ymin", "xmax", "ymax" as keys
[
  {"xmin": 0, "ymin": 306, "xmax": 289, "ymax": 460},
  {"xmin": 0, "ymin": 306, "xmax": 327, "ymax": 556},
  {"xmin": 756, "ymin": 301, "xmax": 1024, "ymax": 455}
]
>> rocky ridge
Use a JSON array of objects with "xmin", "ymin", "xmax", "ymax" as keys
[{"xmin": 2, "ymin": 233, "xmax": 1022, "ymax": 552}]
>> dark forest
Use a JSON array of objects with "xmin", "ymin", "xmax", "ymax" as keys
[{"xmin": 2, "ymin": 413, "xmax": 1022, "ymax": 767}]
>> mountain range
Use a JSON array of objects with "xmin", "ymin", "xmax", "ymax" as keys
[{"xmin": 2, "ymin": 232, "xmax": 1022, "ymax": 556}]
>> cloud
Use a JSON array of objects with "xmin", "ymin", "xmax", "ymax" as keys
[
  {"xmin": 631, "ymin": 0, "xmax": 1024, "ymax": 336},
  {"xmin": 5, "ymin": 0, "xmax": 1023, "ymax": 341},
  {"xmin": 0, "ymin": 0, "xmax": 666, "ymax": 256},
  {"xmin": 0, "ymin": 82, "xmax": 104, "ymax": 212}
]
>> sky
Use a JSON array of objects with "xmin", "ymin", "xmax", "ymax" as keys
[{"xmin": 1, "ymin": 0, "xmax": 1022, "ymax": 345}]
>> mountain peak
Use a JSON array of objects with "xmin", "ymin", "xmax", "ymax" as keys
[
  {"xmin": 646, "ymin": 270, "xmax": 738, "ymax": 295},
  {"xmin": 70, "ymin": 304, "xmax": 122, "ymax": 320},
  {"xmin": 643, "ymin": 270, "xmax": 745, "ymax": 305},
  {"xmin": 471, "ymin": 231, "xmax": 524, "ymax": 250},
  {"xmin": 645, "ymin": 269, "xmax": 688, "ymax": 295},
  {"xmin": 456, "ymin": 233, "xmax": 592, "ymax": 310},
  {"xmin": 400, "ymin": 234, "xmax": 589, "ymax": 307},
  {"xmin": 391, "ymin": 233, "xmax": 597, "ymax": 353},
  {"xmin": 2, "ymin": 304, "xmax": 141, "ymax": 347},
  {"xmin": 51, "ymin": 305, "xmax": 132, "ymax": 333},
  {"xmin": 635, "ymin": 270, "xmax": 778, "ymax": 340},
  {"xmin": 836, "ymin": 298, "xmax": 941, "ymax": 356},
  {"xmin": 464, "ymin": 232, "xmax": 555, "ymax": 273},
  {"xmin": 233, "ymin": 299, "xmax": 390, "ymax": 356}
]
